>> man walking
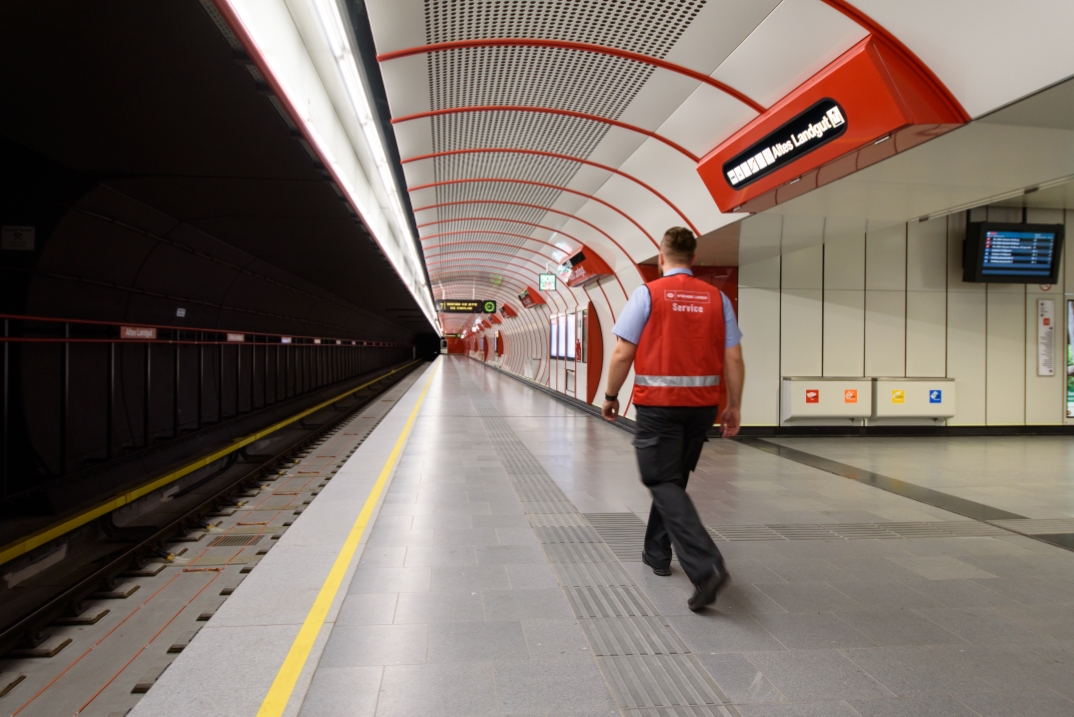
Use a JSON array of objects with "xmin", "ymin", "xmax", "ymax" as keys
[{"xmin": 601, "ymin": 227, "xmax": 745, "ymax": 611}]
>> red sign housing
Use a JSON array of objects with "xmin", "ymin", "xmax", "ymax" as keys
[{"xmin": 697, "ymin": 36, "xmax": 966, "ymax": 214}]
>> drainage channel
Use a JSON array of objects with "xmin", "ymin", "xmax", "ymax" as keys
[{"xmin": 0, "ymin": 365, "xmax": 424, "ymax": 717}]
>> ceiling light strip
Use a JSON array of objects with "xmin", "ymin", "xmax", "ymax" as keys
[{"xmin": 213, "ymin": 0, "xmax": 441, "ymax": 335}]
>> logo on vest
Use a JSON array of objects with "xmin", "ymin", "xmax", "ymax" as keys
[{"xmin": 665, "ymin": 290, "xmax": 710, "ymax": 313}]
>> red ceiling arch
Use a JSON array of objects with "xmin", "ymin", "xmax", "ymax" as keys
[
  {"xmin": 377, "ymin": 38, "xmax": 765, "ymax": 113},
  {"xmin": 403, "ymin": 148, "xmax": 698, "ymax": 235},
  {"xmin": 427, "ymin": 241, "xmax": 630, "ymax": 305},
  {"xmin": 391, "ymin": 105, "xmax": 699, "ymax": 162},
  {"xmin": 413, "ymin": 199, "xmax": 643, "ymax": 276},
  {"xmin": 408, "ymin": 178, "xmax": 658, "ymax": 249},
  {"xmin": 432, "ymin": 267, "xmax": 575, "ymax": 311}
]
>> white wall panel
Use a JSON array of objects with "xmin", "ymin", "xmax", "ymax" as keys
[
  {"xmin": 864, "ymin": 291, "xmax": 906, "ymax": 377},
  {"xmin": 906, "ymin": 292, "xmax": 947, "ymax": 377},
  {"xmin": 781, "ymin": 245, "xmax": 823, "ymax": 290},
  {"xmin": 866, "ymin": 224, "xmax": 906, "ymax": 291},
  {"xmin": 986, "ymin": 287, "xmax": 1026, "ymax": 424},
  {"xmin": 823, "ymin": 290, "xmax": 864, "ymax": 377},
  {"xmin": 823, "ymin": 235, "xmax": 864, "ymax": 376},
  {"xmin": 907, "ymin": 219, "xmax": 947, "ymax": 291},
  {"xmin": 864, "ymin": 224, "xmax": 906, "ymax": 376},
  {"xmin": 947, "ymin": 290, "xmax": 986, "ymax": 424},
  {"xmin": 740, "ymin": 255, "xmax": 780, "ymax": 290},
  {"xmin": 739, "ymin": 283, "xmax": 781, "ymax": 425},
  {"xmin": 781, "ymin": 289, "xmax": 823, "ymax": 377},
  {"xmin": 904, "ymin": 219, "xmax": 948, "ymax": 377}
]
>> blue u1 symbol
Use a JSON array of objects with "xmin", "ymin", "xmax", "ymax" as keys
[{"xmin": 929, "ymin": 390, "xmax": 942, "ymax": 404}]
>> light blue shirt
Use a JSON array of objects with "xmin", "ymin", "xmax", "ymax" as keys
[{"xmin": 612, "ymin": 268, "xmax": 742, "ymax": 348}]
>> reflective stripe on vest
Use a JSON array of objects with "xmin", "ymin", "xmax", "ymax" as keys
[{"xmin": 635, "ymin": 374, "xmax": 721, "ymax": 387}]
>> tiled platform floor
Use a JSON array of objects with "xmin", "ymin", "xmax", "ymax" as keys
[
  {"xmin": 139, "ymin": 357, "xmax": 1074, "ymax": 716},
  {"xmin": 302, "ymin": 358, "xmax": 1074, "ymax": 716}
]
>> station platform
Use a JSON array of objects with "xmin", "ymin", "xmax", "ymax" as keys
[{"xmin": 132, "ymin": 357, "xmax": 1074, "ymax": 717}]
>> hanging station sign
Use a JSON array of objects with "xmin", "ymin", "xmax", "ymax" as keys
[
  {"xmin": 723, "ymin": 99, "xmax": 847, "ymax": 189},
  {"xmin": 539, "ymin": 273, "xmax": 557, "ymax": 291},
  {"xmin": 437, "ymin": 299, "xmax": 497, "ymax": 314},
  {"xmin": 697, "ymin": 36, "xmax": 967, "ymax": 214}
]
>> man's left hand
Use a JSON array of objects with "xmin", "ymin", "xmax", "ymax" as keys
[{"xmin": 720, "ymin": 407, "xmax": 741, "ymax": 438}]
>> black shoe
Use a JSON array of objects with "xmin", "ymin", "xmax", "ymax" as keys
[
  {"xmin": 641, "ymin": 553, "xmax": 672, "ymax": 577},
  {"xmin": 687, "ymin": 563, "xmax": 731, "ymax": 612}
]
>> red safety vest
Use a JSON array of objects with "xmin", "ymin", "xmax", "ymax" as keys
[{"xmin": 633, "ymin": 273, "xmax": 725, "ymax": 407}]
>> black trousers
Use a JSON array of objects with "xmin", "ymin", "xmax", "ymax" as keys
[{"xmin": 633, "ymin": 404, "xmax": 724, "ymax": 585}]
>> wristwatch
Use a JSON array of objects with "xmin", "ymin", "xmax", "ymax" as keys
[{"xmin": 604, "ymin": 393, "xmax": 618, "ymax": 401}]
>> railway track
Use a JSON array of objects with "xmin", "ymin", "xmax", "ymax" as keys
[{"xmin": 0, "ymin": 360, "xmax": 426, "ymax": 716}]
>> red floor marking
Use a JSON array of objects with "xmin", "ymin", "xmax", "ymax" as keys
[{"xmin": 74, "ymin": 571, "xmax": 223, "ymax": 715}]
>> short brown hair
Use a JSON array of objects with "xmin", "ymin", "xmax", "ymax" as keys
[{"xmin": 661, "ymin": 227, "xmax": 696, "ymax": 263}]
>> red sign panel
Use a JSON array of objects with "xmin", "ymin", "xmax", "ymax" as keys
[
  {"xmin": 697, "ymin": 36, "xmax": 965, "ymax": 214},
  {"xmin": 805, "ymin": 389, "xmax": 820, "ymax": 404},
  {"xmin": 121, "ymin": 326, "xmax": 157, "ymax": 340}
]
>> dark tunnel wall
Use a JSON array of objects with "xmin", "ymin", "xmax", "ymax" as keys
[{"xmin": 0, "ymin": 0, "xmax": 437, "ymax": 509}]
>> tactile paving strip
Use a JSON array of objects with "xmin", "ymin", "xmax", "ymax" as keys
[{"xmin": 454, "ymin": 363, "xmax": 740, "ymax": 717}]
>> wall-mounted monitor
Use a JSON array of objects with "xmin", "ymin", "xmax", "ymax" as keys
[{"xmin": 963, "ymin": 222, "xmax": 1064, "ymax": 283}]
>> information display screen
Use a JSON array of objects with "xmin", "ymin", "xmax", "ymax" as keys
[
  {"xmin": 550, "ymin": 319, "xmax": 558, "ymax": 358},
  {"xmin": 963, "ymin": 222, "xmax": 1064, "ymax": 283},
  {"xmin": 557, "ymin": 315, "xmax": 567, "ymax": 359}
]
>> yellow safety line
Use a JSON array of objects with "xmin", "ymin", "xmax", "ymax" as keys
[
  {"xmin": 256, "ymin": 361, "xmax": 438, "ymax": 717},
  {"xmin": 0, "ymin": 361, "xmax": 421, "ymax": 567}
]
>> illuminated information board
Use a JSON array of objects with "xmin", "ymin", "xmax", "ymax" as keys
[
  {"xmin": 982, "ymin": 230, "xmax": 1057, "ymax": 278},
  {"xmin": 436, "ymin": 300, "xmax": 497, "ymax": 314}
]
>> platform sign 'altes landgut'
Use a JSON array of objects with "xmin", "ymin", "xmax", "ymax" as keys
[
  {"xmin": 437, "ymin": 299, "xmax": 497, "ymax": 313},
  {"xmin": 723, "ymin": 99, "xmax": 847, "ymax": 189}
]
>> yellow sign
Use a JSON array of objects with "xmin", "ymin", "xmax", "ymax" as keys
[{"xmin": 891, "ymin": 389, "xmax": 905, "ymax": 404}]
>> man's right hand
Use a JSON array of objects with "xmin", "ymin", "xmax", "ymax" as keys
[{"xmin": 601, "ymin": 399, "xmax": 620, "ymax": 421}]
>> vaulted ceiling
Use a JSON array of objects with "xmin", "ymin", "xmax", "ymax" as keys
[{"xmin": 363, "ymin": 0, "xmax": 1074, "ymax": 334}]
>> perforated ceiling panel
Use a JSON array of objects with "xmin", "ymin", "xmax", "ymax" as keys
[{"xmin": 421, "ymin": 0, "xmax": 709, "ymax": 285}]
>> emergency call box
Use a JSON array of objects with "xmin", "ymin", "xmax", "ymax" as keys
[
  {"xmin": 781, "ymin": 377, "xmax": 873, "ymax": 421},
  {"xmin": 872, "ymin": 378, "xmax": 956, "ymax": 418}
]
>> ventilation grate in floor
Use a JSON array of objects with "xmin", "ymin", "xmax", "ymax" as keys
[{"xmin": 209, "ymin": 534, "xmax": 264, "ymax": 547}]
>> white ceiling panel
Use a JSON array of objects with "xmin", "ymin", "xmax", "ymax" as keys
[
  {"xmin": 378, "ymin": 55, "xmax": 431, "ymax": 116},
  {"xmin": 850, "ymin": 0, "xmax": 1074, "ymax": 118},
  {"xmin": 664, "ymin": 0, "xmax": 783, "ymax": 73},
  {"xmin": 391, "ymin": 119, "xmax": 433, "ymax": 160},
  {"xmin": 712, "ymin": 0, "xmax": 867, "ymax": 110},
  {"xmin": 614, "ymin": 139, "xmax": 726, "ymax": 233},
  {"xmin": 617, "ymin": 69, "xmax": 710, "ymax": 133},
  {"xmin": 401, "ymin": 160, "xmax": 436, "ymax": 188},
  {"xmin": 655, "ymin": 87, "xmax": 759, "ymax": 158},
  {"xmin": 364, "ymin": 0, "xmax": 427, "ymax": 52},
  {"xmin": 592, "ymin": 174, "xmax": 682, "ymax": 238}
]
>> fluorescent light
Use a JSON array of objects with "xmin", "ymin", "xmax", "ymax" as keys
[{"xmin": 229, "ymin": 0, "xmax": 436, "ymax": 330}]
